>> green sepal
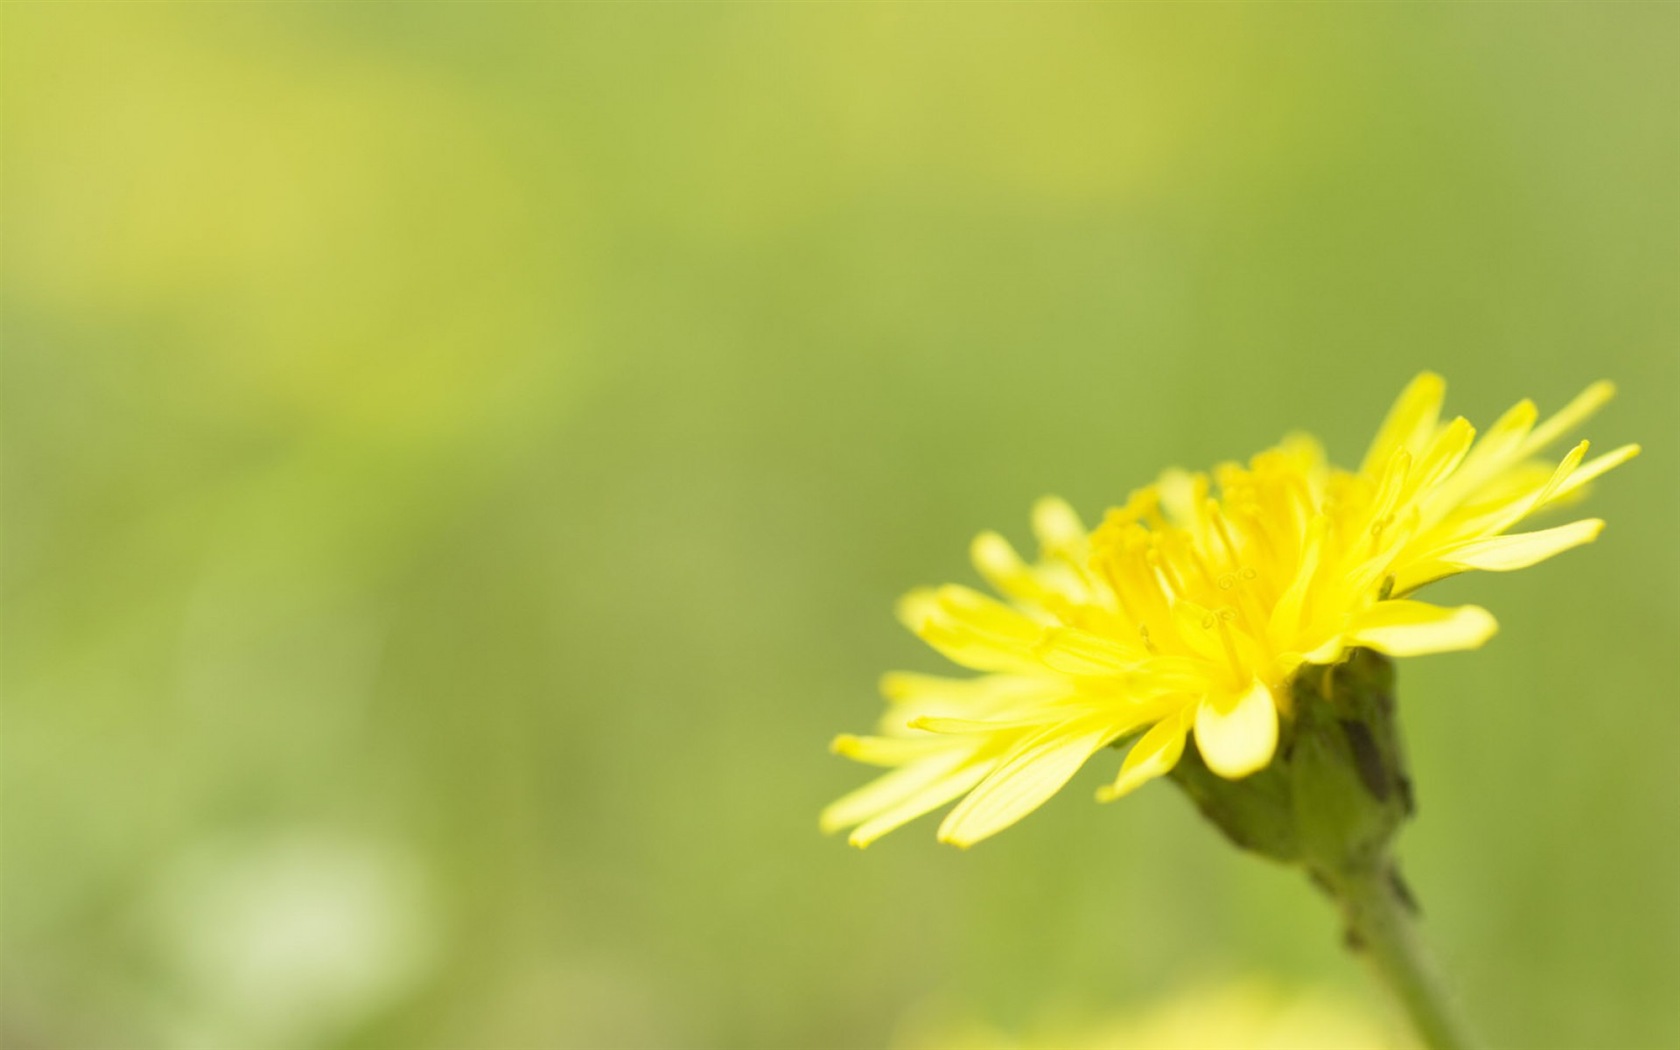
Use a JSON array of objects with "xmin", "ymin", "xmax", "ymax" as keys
[{"xmin": 1167, "ymin": 648, "xmax": 1413, "ymax": 883}]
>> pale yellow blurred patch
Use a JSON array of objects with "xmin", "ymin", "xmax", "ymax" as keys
[
  {"xmin": 895, "ymin": 979, "xmax": 1413, "ymax": 1050},
  {"xmin": 7, "ymin": 5, "xmax": 583, "ymax": 434}
]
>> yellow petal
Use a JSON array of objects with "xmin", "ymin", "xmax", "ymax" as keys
[
  {"xmin": 908, "ymin": 711, "xmax": 1067, "ymax": 734},
  {"xmin": 970, "ymin": 530, "xmax": 1040, "ymax": 601},
  {"xmin": 880, "ymin": 671, "xmax": 1059, "ymax": 708},
  {"xmin": 1170, "ymin": 599, "xmax": 1233, "ymax": 666},
  {"xmin": 1031, "ymin": 496, "xmax": 1087, "ymax": 553},
  {"xmin": 820, "ymin": 749, "xmax": 973, "ymax": 835},
  {"xmin": 1157, "ymin": 469, "xmax": 1208, "ymax": 528},
  {"xmin": 830, "ymin": 733, "xmax": 946, "ymax": 767},
  {"xmin": 1550, "ymin": 443, "xmax": 1640, "ymax": 504},
  {"xmin": 1097, "ymin": 711, "xmax": 1191, "ymax": 802},
  {"xmin": 1410, "ymin": 416, "xmax": 1476, "ymax": 493},
  {"xmin": 934, "ymin": 584, "xmax": 1042, "ymax": 638},
  {"xmin": 1528, "ymin": 440, "xmax": 1592, "ymax": 511},
  {"xmin": 1193, "ymin": 678, "xmax": 1278, "ymax": 780},
  {"xmin": 906, "ymin": 585, "xmax": 1045, "ymax": 673},
  {"xmin": 1035, "ymin": 626, "xmax": 1140, "ymax": 675},
  {"xmin": 1520, "ymin": 380, "xmax": 1615, "ymax": 457},
  {"xmin": 1424, "ymin": 398, "xmax": 1535, "ymax": 507},
  {"xmin": 848, "ymin": 762, "xmax": 996, "ymax": 847},
  {"xmin": 1434, "ymin": 518, "xmax": 1603, "ymax": 572},
  {"xmin": 1347, "ymin": 600, "xmax": 1498, "ymax": 656},
  {"xmin": 1268, "ymin": 515, "xmax": 1327, "ymax": 640},
  {"xmin": 1299, "ymin": 635, "xmax": 1347, "ymax": 665},
  {"xmin": 1469, "ymin": 398, "xmax": 1538, "ymax": 467},
  {"xmin": 1453, "ymin": 439, "xmax": 1589, "ymax": 539},
  {"xmin": 895, "ymin": 588, "xmax": 940, "ymax": 633},
  {"xmin": 937, "ymin": 722, "xmax": 1113, "ymax": 847},
  {"xmin": 1360, "ymin": 371, "xmax": 1445, "ymax": 476}
]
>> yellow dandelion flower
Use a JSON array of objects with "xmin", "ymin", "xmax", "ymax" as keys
[{"xmin": 823, "ymin": 374, "xmax": 1638, "ymax": 849}]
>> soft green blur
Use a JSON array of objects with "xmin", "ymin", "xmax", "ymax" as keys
[{"xmin": 4, "ymin": 6, "xmax": 1676, "ymax": 1049}]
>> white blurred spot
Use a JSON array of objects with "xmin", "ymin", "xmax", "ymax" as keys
[{"xmin": 151, "ymin": 831, "xmax": 435, "ymax": 1050}]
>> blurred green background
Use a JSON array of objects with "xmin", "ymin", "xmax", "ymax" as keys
[{"xmin": 4, "ymin": 5, "xmax": 1676, "ymax": 1049}]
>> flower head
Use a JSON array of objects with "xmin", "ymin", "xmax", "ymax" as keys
[{"xmin": 823, "ymin": 374, "xmax": 1638, "ymax": 848}]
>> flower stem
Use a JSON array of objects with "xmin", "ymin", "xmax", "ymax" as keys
[
  {"xmin": 1332, "ymin": 864, "xmax": 1479, "ymax": 1050},
  {"xmin": 1166, "ymin": 651, "xmax": 1482, "ymax": 1049}
]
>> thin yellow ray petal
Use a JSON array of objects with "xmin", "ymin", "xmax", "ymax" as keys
[
  {"xmin": 1520, "ymin": 380, "xmax": 1615, "ymax": 457},
  {"xmin": 1471, "ymin": 398, "xmax": 1539, "ymax": 465},
  {"xmin": 895, "ymin": 588, "xmax": 940, "ymax": 633},
  {"xmin": 970, "ymin": 530, "xmax": 1041, "ymax": 602},
  {"xmin": 1031, "ymin": 496, "xmax": 1087, "ymax": 554},
  {"xmin": 878, "ymin": 675, "xmax": 1069, "ymax": 733},
  {"xmin": 1193, "ymin": 678, "xmax": 1278, "ymax": 780},
  {"xmin": 934, "ymin": 584, "xmax": 1042, "ymax": 637},
  {"xmin": 1127, "ymin": 658, "xmax": 1216, "ymax": 696},
  {"xmin": 849, "ymin": 761, "xmax": 996, "ymax": 847},
  {"xmin": 1298, "ymin": 634, "xmax": 1348, "ymax": 666},
  {"xmin": 1455, "ymin": 440, "xmax": 1590, "ymax": 540},
  {"xmin": 1170, "ymin": 599, "xmax": 1234, "ymax": 666},
  {"xmin": 1035, "ymin": 626, "xmax": 1142, "ymax": 675},
  {"xmin": 830, "ymin": 734, "xmax": 948, "ymax": 767},
  {"xmin": 915, "ymin": 629, "xmax": 1042, "ymax": 675},
  {"xmin": 1097, "ymin": 710, "xmax": 1191, "ymax": 802},
  {"xmin": 1366, "ymin": 448, "xmax": 1414, "ymax": 529},
  {"xmin": 1549, "ymin": 443, "xmax": 1640, "ymax": 504},
  {"xmin": 1427, "ymin": 399, "xmax": 1536, "ymax": 509},
  {"xmin": 1434, "ymin": 518, "xmax": 1604, "ymax": 572},
  {"xmin": 1528, "ymin": 440, "xmax": 1591, "ymax": 508},
  {"xmin": 1157, "ymin": 469, "xmax": 1208, "ymax": 528},
  {"xmin": 1360, "ymin": 372, "xmax": 1445, "ymax": 477},
  {"xmin": 881, "ymin": 671, "xmax": 995, "ymax": 704},
  {"xmin": 1347, "ymin": 600, "xmax": 1498, "ymax": 657},
  {"xmin": 1410, "ymin": 416, "xmax": 1476, "ymax": 494},
  {"xmin": 1268, "ymin": 515, "xmax": 1327, "ymax": 641},
  {"xmin": 820, "ymin": 748, "xmax": 973, "ymax": 834},
  {"xmin": 1385, "ymin": 561, "xmax": 1454, "ymax": 598},
  {"xmin": 906, "ymin": 714, "xmax": 1058, "ymax": 734},
  {"xmin": 907, "ymin": 585, "xmax": 1047, "ymax": 674},
  {"xmin": 937, "ymin": 722, "xmax": 1114, "ymax": 847}
]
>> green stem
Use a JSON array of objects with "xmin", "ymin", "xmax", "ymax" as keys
[
  {"xmin": 1333, "ymin": 865, "xmax": 1479, "ymax": 1050},
  {"xmin": 1166, "ymin": 651, "xmax": 1483, "ymax": 1049}
]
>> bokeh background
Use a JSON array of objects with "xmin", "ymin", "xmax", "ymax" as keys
[{"xmin": 4, "ymin": 5, "xmax": 1677, "ymax": 1049}]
